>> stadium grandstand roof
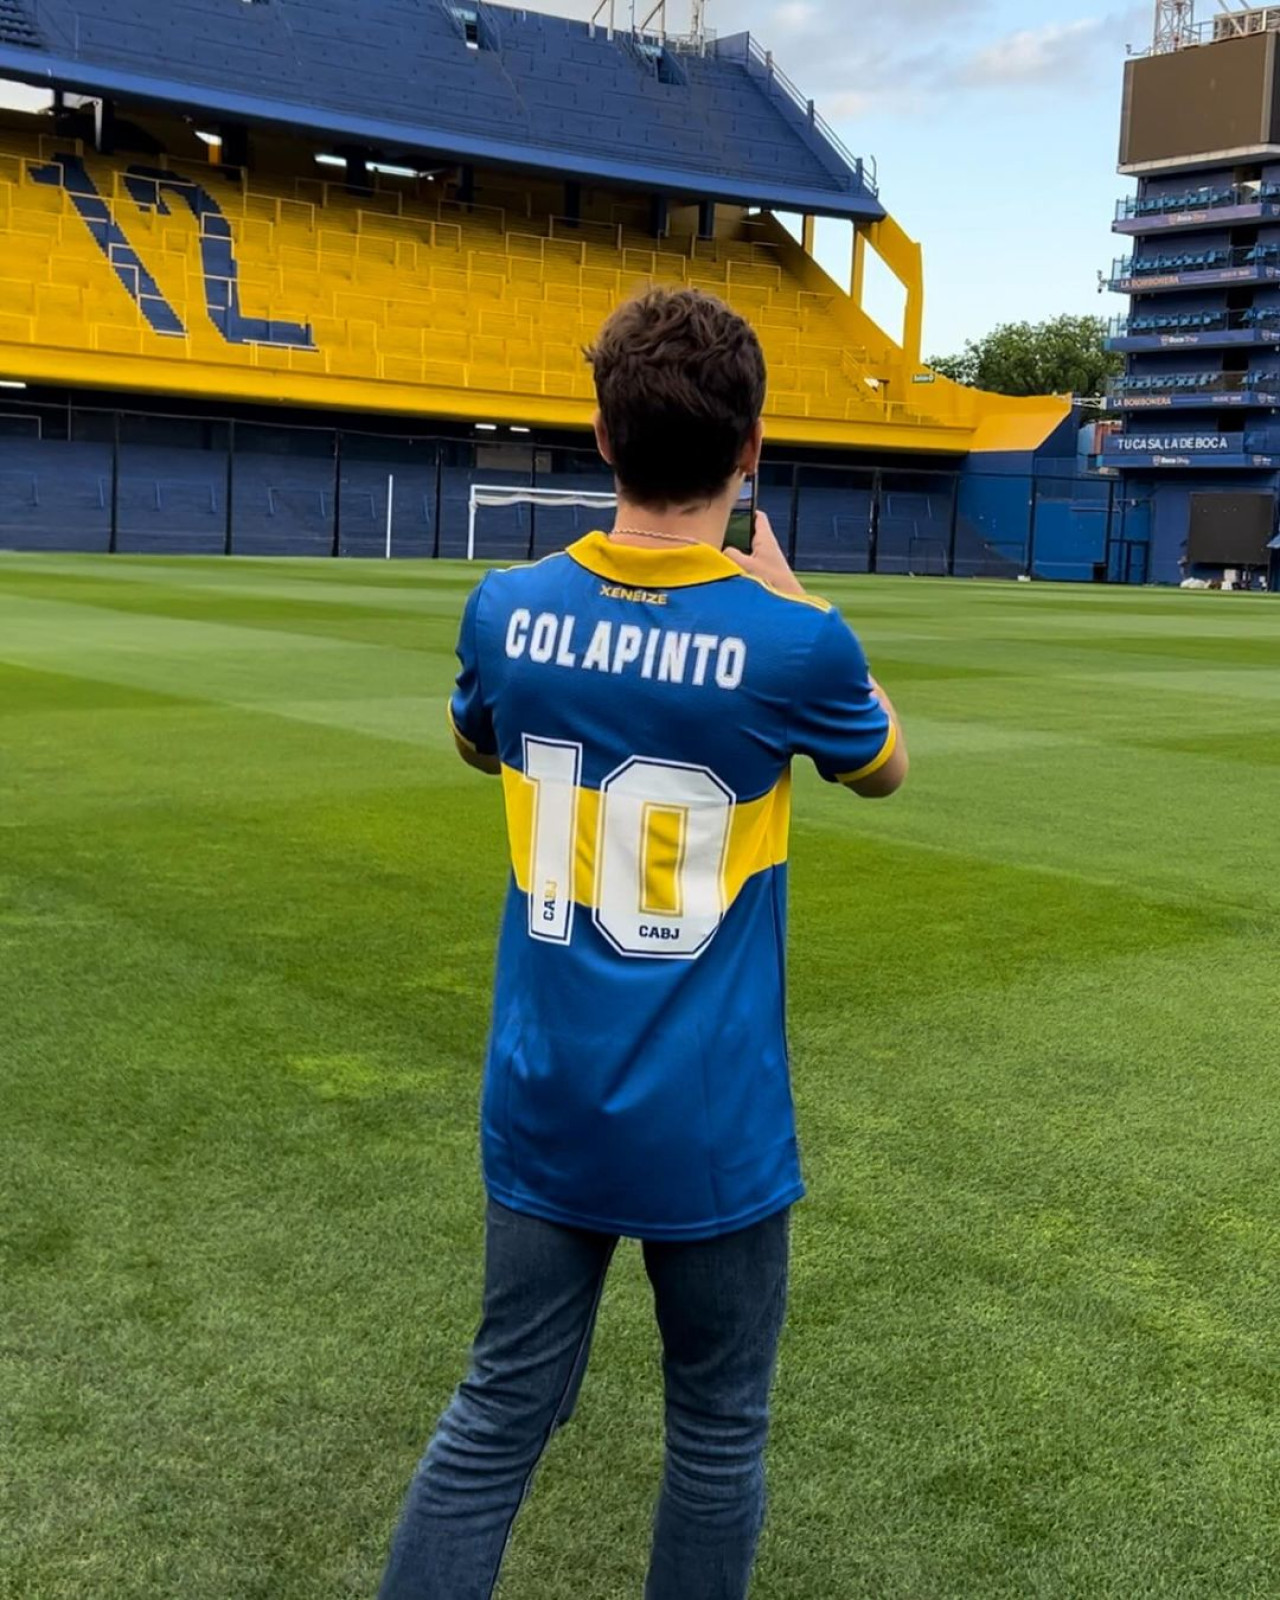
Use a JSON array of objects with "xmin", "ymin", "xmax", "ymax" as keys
[{"xmin": 0, "ymin": 0, "xmax": 883, "ymax": 220}]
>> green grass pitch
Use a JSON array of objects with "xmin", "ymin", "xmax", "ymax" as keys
[{"xmin": 3, "ymin": 554, "xmax": 1279, "ymax": 1599}]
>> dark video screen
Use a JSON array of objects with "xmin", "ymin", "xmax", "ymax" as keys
[
  {"xmin": 1121, "ymin": 33, "xmax": 1274, "ymax": 166},
  {"xmin": 1187, "ymin": 492, "xmax": 1275, "ymax": 565}
]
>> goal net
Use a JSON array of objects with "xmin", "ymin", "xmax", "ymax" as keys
[{"xmin": 467, "ymin": 483, "xmax": 616, "ymax": 561}]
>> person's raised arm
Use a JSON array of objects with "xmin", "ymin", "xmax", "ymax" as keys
[
  {"xmin": 449, "ymin": 712, "xmax": 502, "ymax": 776},
  {"xmin": 726, "ymin": 514, "xmax": 907, "ymax": 800},
  {"xmin": 852, "ymin": 678, "xmax": 908, "ymax": 799},
  {"xmin": 447, "ymin": 579, "xmax": 502, "ymax": 778}
]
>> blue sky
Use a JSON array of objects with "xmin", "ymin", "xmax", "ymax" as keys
[{"xmin": 530, "ymin": 0, "xmax": 1150, "ymax": 356}]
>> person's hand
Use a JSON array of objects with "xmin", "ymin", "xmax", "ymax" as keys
[{"xmin": 722, "ymin": 511, "xmax": 807, "ymax": 598}]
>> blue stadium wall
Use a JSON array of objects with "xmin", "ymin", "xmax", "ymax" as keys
[{"xmin": 0, "ymin": 386, "xmax": 1107, "ymax": 576}]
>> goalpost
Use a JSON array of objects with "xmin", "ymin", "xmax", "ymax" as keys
[{"xmin": 467, "ymin": 483, "xmax": 617, "ymax": 560}]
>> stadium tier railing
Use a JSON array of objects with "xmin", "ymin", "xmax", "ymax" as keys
[
  {"xmin": 1113, "ymin": 244, "xmax": 1280, "ymax": 281},
  {"xmin": 739, "ymin": 34, "xmax": 876, "ymax": 196}
]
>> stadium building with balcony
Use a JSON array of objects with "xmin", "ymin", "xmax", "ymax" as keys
[
  {"xmin": 0, "ymin": 0, "xmax": 1083, "ymax": 572},
  {"xmin": 1106, "ymin": 4, "xmax": 1280, "ymax": 585}
]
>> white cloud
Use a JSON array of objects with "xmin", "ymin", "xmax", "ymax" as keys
[
  {"xmin": 512, "ymin": 1, "xmax": 1146, "ymax": 118},
  {"xmin": 772, "ymin": 1, "xmax": 819, "ymax": 26},
  {"xmin": 954, "ymin": 18, "xmax": 1103, "ymax": 86}
]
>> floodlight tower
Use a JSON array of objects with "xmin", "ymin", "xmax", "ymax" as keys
[
  {"xmin": 690, "ymin": 0, "xmax": 710, "ymax": 53},
  {"xmin": 1153, "ymin": 0, "xmax": 1194, "ymax": 52}
]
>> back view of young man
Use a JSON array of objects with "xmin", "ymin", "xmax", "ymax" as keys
[{"xmin": 380, "ymin": 289, "xmax": 907, "ymax": 1600}]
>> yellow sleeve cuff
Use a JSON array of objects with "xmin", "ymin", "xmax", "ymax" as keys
[
  {"xmin": 836, "ymin": 720, "xmax": 898, "ymax": 786},
  {"xmin": 446, "ymin": 700, "xmax": 478, "ymax": 754}
]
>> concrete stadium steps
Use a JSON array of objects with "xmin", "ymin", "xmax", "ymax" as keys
[
  {"xmin": 23, "ymin": 0, "xmax": 867, "ymax": 206},
  {"xmin": 0, "ymin": 0, "xmax": 39, "ymax": 47}
]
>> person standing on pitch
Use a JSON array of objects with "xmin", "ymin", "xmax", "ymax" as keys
[{"xmin": 379, "ymin": 287, "xmax": 908, "ymax": 1600}]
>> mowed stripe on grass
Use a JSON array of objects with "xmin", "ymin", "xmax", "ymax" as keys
[{"xmin": 2, "ymin": 554, "xmax": 1278, "ymax": 1599}]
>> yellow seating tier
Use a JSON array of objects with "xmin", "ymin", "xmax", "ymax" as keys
[{"xmin": 0, "ymin": 126, "xmax": 1069, "ymax": 454}]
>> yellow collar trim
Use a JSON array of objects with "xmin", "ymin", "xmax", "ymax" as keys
[{"xmin": 565, "ymin": 531, "xmax": 744, "ymax": 589}]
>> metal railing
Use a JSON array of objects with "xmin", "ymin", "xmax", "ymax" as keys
[
  {"xmin": 1110, "ymin": 371, "xmax": 1280, "ymax": 395},
  {"xmin": 1132, "ymin": 11, "xmax": 1280, "ymax": 56},
  {"xmin": 1112, "ymin": 244, "xmax": 1280, "ymax": 279},
  {"xmin": 1111, "ymin": 309, "xmax": 1280, "ymax": 337},
  {"xmin": 744, "ymin": 35, "xmax": 877, "ymax": 196},
  {"xmin": 616, "ymin": 26, "xmax": 662, "ymax": 78},
  {"xmin": 1115, "ymin": 183, "xmax": 1280, "ymax": 220}
]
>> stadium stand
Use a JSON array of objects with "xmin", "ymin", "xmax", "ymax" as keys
[
  {"xmin": 0, "ymin": 0, "xmax": 1078, "ymax": 571},
  {"xmin": 2, "ymin": 2, "xmax": 872, "ymax": 211},
  {"xmin": 0, "ymin": 122, "xmax": 1064, "ymax": 453}
]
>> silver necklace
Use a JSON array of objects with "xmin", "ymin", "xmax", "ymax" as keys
[{"xmin": 609, "ymin": 527, "xmax": 701, "ymax": 547}]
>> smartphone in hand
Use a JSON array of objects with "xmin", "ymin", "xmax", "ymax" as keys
[{"xmin": 724, "ymin": 478, "xmax": 758, "ymax": 554}]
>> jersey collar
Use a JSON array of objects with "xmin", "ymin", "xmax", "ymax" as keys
[{"xmin": 565, "ymin": 531, "xmax": 743, "ymax": 589}]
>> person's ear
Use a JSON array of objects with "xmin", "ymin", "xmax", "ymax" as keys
[
  {"xmin": 593, "ymin": 411, "xmax": 615, "ymax": 467},
  {"xmin": 739, "ymin": 420, "xmax": 765, "ymax": 479}
]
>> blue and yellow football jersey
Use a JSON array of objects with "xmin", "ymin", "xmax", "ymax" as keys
[{"xmin": 449, "ymin": 532, "xmax": 895, "ymax": 1241}]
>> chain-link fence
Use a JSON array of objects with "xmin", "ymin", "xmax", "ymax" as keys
[{"xmin": 0, "ymin": 399, "xmax": 1135, "ymax": 580}]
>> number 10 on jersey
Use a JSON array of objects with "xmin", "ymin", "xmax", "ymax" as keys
[{"xmin": 522, "ymin": 736, "xmax": 735, "ymax": 961}]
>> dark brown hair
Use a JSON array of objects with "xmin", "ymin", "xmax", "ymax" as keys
[{"xmin": 587, "ymin": 288, "xmax": 767, "ymax": 508}]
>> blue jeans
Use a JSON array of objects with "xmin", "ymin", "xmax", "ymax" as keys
[{"xmin": 379, "ymin": 1198, "xmax": 790, "ymax": 1600}]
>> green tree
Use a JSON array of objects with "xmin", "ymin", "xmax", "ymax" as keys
[
  {"xmin": 927, "ymin": 348, "xmax": 979, "ymax": 387},
  {"xmin": 927, "ymin": 314, "xmax": 1121, "ymax": 405}
]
